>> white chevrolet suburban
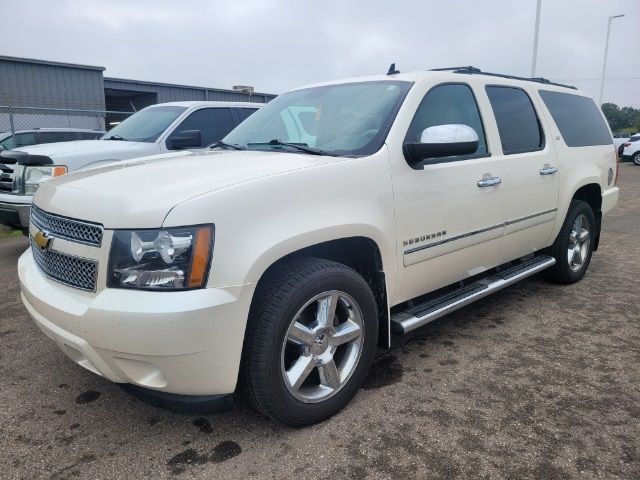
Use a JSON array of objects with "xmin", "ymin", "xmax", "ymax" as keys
[
  {"xmin": 0, "ymin": 101, "xmax": 260, "ymax": 230},
  {"xmin": 18, "ymin": 66, "xmax": 619, "ymax": 426}
]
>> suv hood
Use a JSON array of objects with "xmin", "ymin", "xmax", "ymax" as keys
[
  {"xmin": 34, "ymin": 149, "xmax": 341, "ymax": 228},
  {"xmin": 14, "ymin": 139, "xmax": 144, "ymax": 158}
]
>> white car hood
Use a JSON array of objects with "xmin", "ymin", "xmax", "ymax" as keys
[
  {"xmin": 34, "ymin": 149, "xmax": 341, "ymax": 228},
  {"xmin": 14, "ymin": 140, "xmax": 144, "ymax": 158}
]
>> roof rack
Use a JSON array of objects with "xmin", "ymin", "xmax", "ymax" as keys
[{"xmin": 429, "ymin": 66, "xmax": 576, "ymax": 90}]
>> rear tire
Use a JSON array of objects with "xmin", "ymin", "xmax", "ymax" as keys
[
  {"xmin": 241, "ymin": 257, "xmax": 378, "ymax": 427},
  {"xmin": 544, "ymin": 200, "xmax": 595, "ymax": 284}
]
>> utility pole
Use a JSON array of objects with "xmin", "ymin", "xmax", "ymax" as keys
[
  {"xmin": 599, "ymin": 14, "xmax": 625, "ymax": 106},
  {"xmin": 531, "ymin": 0, "xmax": 542, "ymax": 77}
]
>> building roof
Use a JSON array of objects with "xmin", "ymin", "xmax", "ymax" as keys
[
  {"xmin": 0, "ymin": 55, "xmax": 105, "ymax": 71},
  {"xmin": 104, "ymin": 77, "xmax": 274, "ymax": 97}
]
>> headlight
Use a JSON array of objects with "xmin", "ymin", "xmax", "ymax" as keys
[
  {"xmin": 23, "ymin": 165, "xmax": 67, "ymax": 195},
  {"xmin": 108, "ymin": 225, "xmax": 213, "ymax": 290}
]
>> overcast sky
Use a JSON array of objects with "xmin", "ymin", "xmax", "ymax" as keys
[{"xmin": 4, "ymin": 0, "xmax": 639, "ymax": 106}]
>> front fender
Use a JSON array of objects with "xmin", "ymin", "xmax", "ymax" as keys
[{"xmin": 162, "ymin": 148, "xmax": 398, "ymax": 296}]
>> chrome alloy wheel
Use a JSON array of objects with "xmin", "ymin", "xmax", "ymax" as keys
[
  {"xmin": 567, "ymin": 214, "xmax": 590, "ymax": 272},
  {"xmin": 280, "ymin": 290, "xmax": 364, "ymax": 403}
]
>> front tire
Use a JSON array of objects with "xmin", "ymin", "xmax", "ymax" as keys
[
  {"xmin": 544, "ymin": 200, "xmax": 595, "ymax": 284},
  {"xmin": 633, "ymin": 152, "xmax": 640, "ymax": 166},
  {"xmin": 241, "ymin": 257, "xmax": 378, "ymax": 426}
]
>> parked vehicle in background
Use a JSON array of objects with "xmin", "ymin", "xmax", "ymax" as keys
[
  {"xmin": 612, "ymin": 132, "xmax": 631, "ymax": 145},
  {"xmin": 18, "ymin": 67, "xmax": 618, "ymax": 426},
  {"xmin": 0, "ymin": 101, "xmax": 261, "ymax": 229},
  {"xmin": 0, "ymin": 128, "xmax": 105, "ymax": 151},
  {"xmin": 621, "ymin": 134, "xmax": 640, "ymax": 165},
  {"xmin": 616, "ymin": 133, "xmax": 638, "ymax": 158}
]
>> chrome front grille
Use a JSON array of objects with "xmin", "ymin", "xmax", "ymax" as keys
[
  {"xmin": 30, "ymin": 240, "xmax": 98, "ymax": 291},
  {"xmin": 31, "ymin": 205, "xmax": 103, "ymax": 246},
  {"xmin": 0, "ymin": 161, "xmax": 15, "ymax": 193}
]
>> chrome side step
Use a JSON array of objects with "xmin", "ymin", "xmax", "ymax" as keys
[{"xmin": 390, "ymin": 255, "xmax": 556, "ymax": 335}]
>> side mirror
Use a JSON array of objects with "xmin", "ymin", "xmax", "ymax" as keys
[
  {"xmin": 403, "ymin": 124, "xmax": 479, "ymax": 166},
  {"xmin": 170, "ymin": 130, "xmax": 202, "ymax": 150}
]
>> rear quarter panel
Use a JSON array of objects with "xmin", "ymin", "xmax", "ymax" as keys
[{"xmin": 532, "ymin": 87, "xmax": 617, "ymax": 243}]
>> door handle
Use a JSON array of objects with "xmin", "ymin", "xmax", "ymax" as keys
[
  {"xmin": 477, "ymin": 176, "xmax": 502, "ymax": 188},
  {"xmin": 540, "ymin": 165, "xmax": 558, "ymax": 175}
]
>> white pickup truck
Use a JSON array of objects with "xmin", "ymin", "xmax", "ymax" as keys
[
  {"xmin": 0, "ymin": 101, "xmax": 260, "ymax": 229},
  {"xmin": 19, "ymin": 66, "xmax": 618, "ymax": 426}
]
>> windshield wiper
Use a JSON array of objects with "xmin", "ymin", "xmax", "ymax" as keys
[
  {"xmin": 104, "ymin": 134, "xmax": 126, "ymax": 141},
  {"xmin": 210, "ymin": 141, "xmax": 246, "ymax": 151},
  {"xmin": 247, "ymin": 139, "xmax": 337, "ymax": 156}
]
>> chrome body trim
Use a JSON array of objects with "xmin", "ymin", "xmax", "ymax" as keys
[{"xmin": 404, "ymin": 208, "xmax": 557, "ymax": 255}]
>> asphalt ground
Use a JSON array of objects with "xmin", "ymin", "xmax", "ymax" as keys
[{"xmin": 1, "ymin": 163, "xmax": 638, "ymax": 479}]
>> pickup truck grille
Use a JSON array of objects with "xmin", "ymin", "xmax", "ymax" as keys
[
  {"xmin": 30, "ymin": 240, "xmax": 98, "ymax": 291},
  {"xmin": 0, "ymin": 161, "xmax": 16, "ymax": 193},
  {"xmin": 31, "ymin": 205, "xmax": 104, "ymax": 246}
]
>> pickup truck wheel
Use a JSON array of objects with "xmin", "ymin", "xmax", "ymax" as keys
[
  {"xmin": 544, "ymin": 200, "xmax": 595, "ymax": 284},
  {"xmin": 241, "ymin": 257, "xmax": 378, "ymax": 426},
  {"xmin": 633, "ymin": 152, "xmax": 640, "ymax": 166}
]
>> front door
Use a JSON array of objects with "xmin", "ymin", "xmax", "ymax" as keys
[{"xmin": 390, "ymin": 82, "xmax": 507, "ymax": 304}]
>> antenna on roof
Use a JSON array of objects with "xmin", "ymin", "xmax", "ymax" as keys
[{"xmin": 387, "ymin": 63, "xmax": 400, "ymax": 75}]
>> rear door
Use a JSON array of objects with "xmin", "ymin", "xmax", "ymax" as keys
[{"xmin": 483, "ymin": 85, "xmax": 559, "ymax": 263}]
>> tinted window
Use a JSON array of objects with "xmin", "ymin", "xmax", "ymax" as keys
[
  {"xmin": 36, "ymin": 131, "xmax": 76, "ymax": 143},
  {"xmin": 168, "ymin": 108, "xmax": 236, "ymax": 149},
  {"xmin": 486, "ymin": 86, "xmax": 544, "ymax": 154},
  {"xmin": 236, "ymin": 108, "xmax": 258, "ymax": 122},
  {"xmin": 539, "ymin": 90, "xmax": 612, "ymax": 147},
  {"xmin": 78, "ymin": 131, "xmax": 104, "ymax": 140},
  {"xmin": 406, "ymin": 83, "xmax": 487, "ymax": 155}
]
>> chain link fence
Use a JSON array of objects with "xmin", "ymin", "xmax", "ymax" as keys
[{"xmin": 0, "ymin": 106, "xmax": 134, "ymax": 149}]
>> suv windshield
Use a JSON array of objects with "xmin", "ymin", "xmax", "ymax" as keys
[
  {"xmin": 102, "ymin": 106, "xmax": 187, "ymax": 143},
  {"xmin": 223, "ymin": 81, "xmax": 411, "ymax": 156}
]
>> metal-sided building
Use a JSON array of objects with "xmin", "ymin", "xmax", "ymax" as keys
[{"xmin": 0, "ymin": 55, "xmax": 275, "ymax": 133}]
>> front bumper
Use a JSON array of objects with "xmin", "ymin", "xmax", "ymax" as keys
[
  {"xmin": 0, "ymin": 195, "xmax": 32, "ymax": 228},
  {"xmin": 18, "ymin": 249, "xmax": 256, "ymax": 396}
]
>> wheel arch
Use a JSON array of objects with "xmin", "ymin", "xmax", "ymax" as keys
[
  {"xmin": 250, "ymin": 235, "xmax": 391, "ymax": 348},
  {"xmin": 571, "ymin": 183, "xmax": 602, "ymax": 251}
]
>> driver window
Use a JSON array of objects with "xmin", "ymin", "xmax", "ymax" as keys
[{"xmin": 406, "ymin": 84, "xmax": 487, "ymax": 155}]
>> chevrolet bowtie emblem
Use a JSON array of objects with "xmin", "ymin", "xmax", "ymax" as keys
[{"xmin": 33, "ymin": 230, "xmax": 52, "ymax": 251}]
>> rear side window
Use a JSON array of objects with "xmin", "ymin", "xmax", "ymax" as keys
[
  {"xmin": 235, "ymin": 108, "xmax": 258, "ymax": 122},
  {"xmin": 538, "ymin": 90, "xmax": 612, "ymax": 147},
  {"xmin": 486, "ymin": 86, "xmax": 544, "ymax": 155}
]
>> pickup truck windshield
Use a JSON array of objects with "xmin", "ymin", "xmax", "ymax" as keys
[
  {"xmin": 102, "ymin": 106, "xmax": 187, "ymax": 143},
  {"xmin": 223, "ymin": 81, "xmax": 412, "ymax": 156}
]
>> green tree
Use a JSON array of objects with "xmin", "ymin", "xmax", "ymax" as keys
[{"xmin": 601, "ymin": 103, "xmax": 640, "ymax": 133}]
